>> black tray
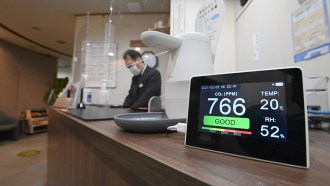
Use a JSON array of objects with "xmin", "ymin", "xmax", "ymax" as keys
[{"xmin": 114, "ymin": 112, "xmax": 186, "ymax": 133}]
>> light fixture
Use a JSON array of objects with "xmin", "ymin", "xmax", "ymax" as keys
[
  {"xmin": 32, "ymin": 26, "xmax": 41, "ymax": 31},
  {"xmin": 108, "ymin": 52, "xmax": 115, "ymax": 56},
  {"xmin": 127, "ymin": 2, "xmax": 143, "ymax": 13},
  {"xmin": 56, "ymin": 40, "xmax": 66, "ymax": 44},
  {"xmin": 27, "ymin": 45, "xmax": 36, "ymax": 49},
  {"xmin": 135, "ymin": 47, "xmax": 141, "ymax": 52}
]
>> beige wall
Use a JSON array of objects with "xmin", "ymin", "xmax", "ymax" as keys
[
  {"xmin": 214, "ymin": 0, "xmax": 238, "ymax": 73},
  {"xmin": 0, "ymin": 39, "xmax": 57, "ymax": 118}
]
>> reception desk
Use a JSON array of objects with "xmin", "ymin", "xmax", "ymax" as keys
[{"xmin": 47, "ymin": 108, "xmax": 330, "ymax": 185}]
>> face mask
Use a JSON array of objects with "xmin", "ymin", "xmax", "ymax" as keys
[{"xmin": 128, "ymin": 64, "xmax": 141, "ymax": 76}]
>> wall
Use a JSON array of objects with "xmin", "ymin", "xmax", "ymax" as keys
[
  {"xmin": 75, "ymin": 14, "xmax": 170, "ymax": 105},
  {"xmin": 183, "ymin": 0, "xmax": 202, "ymax": 33},
  {"xmin": 0, "ymin": 39, "xmax": 57, "ymax": 118},
  {"xmin": 57, "ymin": 58, "xmax": 72, "ymax": 79},
  {"xmin": 57, "ymin": 66, "xmax": 72, "ymax": 79},
  {"xmin": 213, "ymin": 0, "xmax": 238, "ymax": 73},
  {"xmin": 235, "ymin": 0, "xmax": 330, "ymax": 105}
]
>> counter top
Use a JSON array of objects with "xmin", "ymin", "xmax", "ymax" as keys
[{"xmin": 48, "ymin": 108, "xmax": 330, "ymax": 185}]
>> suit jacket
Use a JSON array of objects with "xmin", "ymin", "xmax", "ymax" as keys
[{"xmin": 123, "ymin": 66, "xmax": 161, "ymax": 108}]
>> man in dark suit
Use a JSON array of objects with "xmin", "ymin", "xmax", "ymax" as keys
[{"xmin": 123, "ymin": 49, "xmax": 161, "ymax": 109}]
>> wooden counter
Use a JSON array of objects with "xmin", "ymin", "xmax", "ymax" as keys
[{"xmin": 47, "ymin": 108, "xmax": 330, "ymax": 186}]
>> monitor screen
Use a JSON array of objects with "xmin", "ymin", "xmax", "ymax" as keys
[{"xmin": 198, "ymin": 81, "xmax": 287, "ymax": 142}]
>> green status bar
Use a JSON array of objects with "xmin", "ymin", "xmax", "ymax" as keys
[{"xmin": 203, "ymin": 115, "xmax": 250, "ymax": 129}]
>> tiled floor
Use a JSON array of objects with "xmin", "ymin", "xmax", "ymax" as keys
[{"xmin": 0, "ymin": 133, "xmax": 47, "ymax": 186}]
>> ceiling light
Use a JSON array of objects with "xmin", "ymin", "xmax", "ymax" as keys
[
  {"xmin": 135, "ymin": 47, "xmax": 141, "ymax": 52},
  {"xmin": 108, "ymin": 52, "xmax": 115, "ymax": 56},
  {"xmin": 127, "ymin": 2, "xmax": 143, "ymax": 13},
  {"xmin": 32, "ymin": 26, "xmax": 41, "ymax": 31},
  {"xmin": 27, "ymin": 45, "xmax": 36, "ymax": 49},
  {"xmin": 56, "ymin": 40, "xmax": 66, "ymax": 44}
]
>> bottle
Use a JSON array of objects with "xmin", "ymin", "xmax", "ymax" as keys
[
  {"xmin": 98, "ymin": 82, "xmax": 110, "ymax": 106},
  {"xmin": 83, "ymin": 88, "xmax": 92, "ymax": 104}
]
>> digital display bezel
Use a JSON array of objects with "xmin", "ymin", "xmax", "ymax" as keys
[{"xmin": 185, "ymin": 67, "xmax": 309, "ymax": 168}]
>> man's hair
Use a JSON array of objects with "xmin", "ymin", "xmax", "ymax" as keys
[{"xmin": 123, "ymin": 49, "xmax": 142, "ymax": 61}]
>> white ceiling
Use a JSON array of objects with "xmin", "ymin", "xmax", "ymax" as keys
[{"xmin": 0, "ymin": 0, "xmax": 170, "ymax": 61}]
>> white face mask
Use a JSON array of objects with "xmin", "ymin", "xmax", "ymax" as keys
[{"xmin": 128, "ymin": 64, "xmax": 141, "ymax": 76}]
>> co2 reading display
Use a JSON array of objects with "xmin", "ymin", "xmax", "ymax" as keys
[
  {"xmin": 199, "ymin": 82, "xmax": 287, "ymax": 142},
  {"xmin": 185, "ymin": 68, "xmax": 309, "ymax": 168}
]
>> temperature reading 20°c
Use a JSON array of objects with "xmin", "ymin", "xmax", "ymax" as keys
[{"xmin": 260, "ymin": 99, "xmax": 282, "ymax": 110}]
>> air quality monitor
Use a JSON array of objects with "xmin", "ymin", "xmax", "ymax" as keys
[{"xmin": 185, "ymin": 67, "xmax": 309, "ymax": 168}]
